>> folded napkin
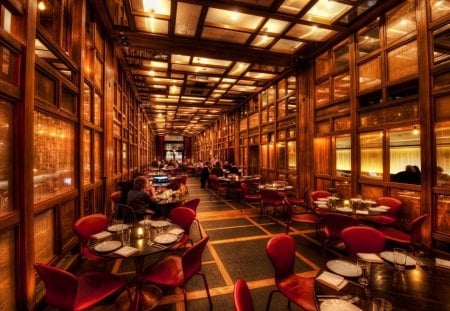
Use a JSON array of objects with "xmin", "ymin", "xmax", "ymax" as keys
[
  {"xmin": 316, "ymin": 271, "xmax": 348, "ymax": 291},
  {"xmin": 357, "ymin": 253, "xmax": 384, "ymax": 263},
  {"xmin": 355, "ymin": 210, "xmax": 369, "ymax": 215},
  {"xmin": 91, "ymin": 231, "xmax": 112, "ymax": 240},
  {"xmin": 114, "ymin": 246, "xmax": 139, "ymax": 257},
  {"xmin": 435, "ymin": 258, "xmax": 450, "ymax": 269},
  {"xmin": 369, "ymin": 207, "xmax": 389, "ymax": 212}
]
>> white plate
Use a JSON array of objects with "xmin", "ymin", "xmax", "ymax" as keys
[
  {"xmin": 94, "ymin": 240, "xmax": 122, "ymax": 252},
  {"xmin": 321, "ymin": 299, "xmax": 362, "ymax": 311},
  {"xmin": 151, "ymin": 220, "xmax": 170, "ymax": 228},
  {"xmin": 317, "ymin": 198, "xmax": 329, "ymax": 201},
  {"xmin": 107, "ymin": 224, "xmax": 130, "ymax": 232},
  {"xmin": 336, "ymin": 207, "xmax": 353, "ymax": 213},
  {"xmin": 154, "ymin": 233, "xmax": 178, "ymax": 244},
  {"xmin": 327, "ymin": 260, "xmax": 362, "ymax": 277},
  {"xmin": 368, "ymin": 207, "xmax": 389, "ymax": 212},
  {"xmin": 328, "ymin": 196, "xmax": 339, "ymax": 200},
  {"xmin": 380, "ymin": 251, "xmax": 416, "ymax": 266},
  {"xmin": 362, "ymin": 200, "xmax": 376, "ymax": 205},
  {"xmin": 168, "ymin": 227, "xmax": 184, "ymax": 235},
  {"xmin": 138, "ymin": 219, "xmax": 152, "ymax": 226}
]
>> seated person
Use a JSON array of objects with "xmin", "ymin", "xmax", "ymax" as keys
[
  {"xmin": 210, "ymin": 162, "xmax": 224, "ymax": 177},
  {"xmin": 127, "ymin": 176, "xmax": 158, "ymax": 219}
]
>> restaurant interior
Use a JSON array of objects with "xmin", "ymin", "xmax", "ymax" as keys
[{"xmin": 1, "ymin": 0, "xmax": 450, "ymax": 310}]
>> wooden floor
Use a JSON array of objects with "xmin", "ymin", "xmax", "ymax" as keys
[{"xmin": 46, "ymin": 178, "xmax": 344, "ymax": 311}]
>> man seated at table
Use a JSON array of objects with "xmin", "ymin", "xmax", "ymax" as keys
[{"xmin": 127, "ymin": 176, "xmax": 159, "ymax": 219}]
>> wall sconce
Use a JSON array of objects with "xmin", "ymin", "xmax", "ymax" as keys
[
  {"xmin": 413, "ymin": 126, "xmax": 419, "ymax": 135},
  {"xmin": 38, "ymin": 0, "xmax": 46, "ymax": 11}
]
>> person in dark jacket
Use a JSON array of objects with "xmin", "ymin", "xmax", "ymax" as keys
[
  {"xmin": 127, "ymin": 176, "xmax": 158, "ymax": 218},
  {"xmin": 200, "ymin": 162, "xmax": 211, "ymax": 188}
]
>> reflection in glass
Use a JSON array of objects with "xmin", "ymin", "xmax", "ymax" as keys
[
  {"xmin": 360, "ymin": 132, "xmax": 383, "ymax": 179},
  {"xmin": 387, "ymin": 41, "xmax": 418, "ymax": 82},
  {"xmin": 358, "ymin": 21, "xmax": 380, "ymax": 57},
  {"xmin": 430, "ymin": 0, "xmax": 450, "ymax": 22},
  {"xmin": 386, "ymin": 0, "xmax": 416, "ymax": 44},
  {"xmin": 336, "ymin": 136, "xmax": 351, "ymax": 177},
  {"xmin": 389, "ymin": 128, "xmax": 421, "ymax": 184},
  {"xmin": 359, "ymin": 57, "xmax": 381, "ymax": 91},
  {"xmin": 334, "ymin": 42, "xmax": 349, "ymax": 69},
  {"xmin": 315, "ymin": 51, "xmax": 330, "ymax": 78},
  {"xmin": 433, "ymin": 24, "xmax": 450, "ymax": 67},
  {"xmin": 436, "ymin": 121, "xmax": 450, "ymax": 187}
]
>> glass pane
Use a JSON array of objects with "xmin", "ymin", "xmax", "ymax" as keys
[
  {"xmin": 333, "ymin": 73, "xmax": 350, "ymax": 99},
  {"xmin": 261, "ymin": 144, "xmax": 268, "ymax": 168},
  {"xmin": 34, "ymin": 209, "xmax": 55, "ymax": 262},
  {"xmin": 430, "ymin": 0, "xmax": 450, "ymax": 22},
  {"xmin": 33, "ymin": 112, "xmax": 75, "ymax": 204},
  {"xmin": 0, "ymin": 6, "xmax": 12, "ymax": 33},
  {"xmin": 83, "ymin": 129, "xmax": 91, "ymax": 184},
  {"xmin": 386, "ymin": 0, "xmax": 416, "ymax": 44},
  {"xmin": 268, "ymin": 105, "xmax": 275, "ymax": 122},
  {"xmin": 336, "ymin": 135, "xmax": 351, "ymax": 177},
  {"xmin": 315, "ymin": 80, "xmax": 330, "ymax": 107},
  {"xmin": 434, "ymin": 70, "xmax": 450, "ymax": 89},
  {"xmin": 240, "ymin": 118, "xmax": 247, "ymax": 131},
  {"xmin": 0, "ymin": 230, "xmax": 15, "ymax": 310},
  {"xmin": 435, "ymin": 94, "xmax": 450, "ymax": 121},
  {"xmin": 35, "ymin": 70, "xmax": 55, "ymax": 105},
  {"xmin": 94, "ymin": 132, "xmax": 102, "ymax": 180},
  {"xmin": 0, "ymin": 44, "xmax": 19, "ymax": 86},
  {"xmin": 249, "ymin": 113, "xmax": 258, "ymax": 128},
  {"xmin": 38, "ymin": 0, "xmax": 59, "ymax": 41},
  {"xmin": 288, "ymin": 141, "xmax": 296, "ymax": 169},
  {"xmin": 59, "ymin": 200, "xmax": 75, "ymax": 246},
  {"xmin": 358, "ymin": 57, "xmax": 381, "ymax": 91},
  {"xmin": 315, "ymin": 51, "xmax": 330, "ymax": 78},
  {"xmin": 436, "ymin": 121, "xmax": 450, "ymax": 187},
  {"xmin": 360, "ymin": 131, "xmax": 383, "ymax": 179},
  {"xmin": 389, "ymin": 127, "xmax": 421, "ymax": 184},
  {"xmin": 278, "ymin": 99, "xmax": 286, "ymax": 118},
  {"xmin": 83, "ymin": 83, "xmax": 92, "ymax": 121},
  {"xmin": 0, "ymin": 100, "xmax": 12, "ymax": 215},
  {"xmin": 61, "ymin": 87, "xmax": 76, "ymax": 113},
  {"xmin": 433, "ymin": 24, "xmax": 450, "ymax": 67},
  {"xmin": 277, "ymin": 142, "xmax": 286, "ymax": 169},
  {"xmin": 268, "ymin": 87, "xmax": 276, "ymax": 105},
  {"xmin": 358, "ymin": 21, "xmax": 380, "ymax": 57},
  {"xmin": 94, "ymin": 92, "xmax": 102, "ymax": 126},
  {"xmin": 94, "ymin": 54, "xmax": 103, "ymax": 89},
  {"xmin": 122, "ymin": 142, "xmax": 128, "ymax": 170},
  {"xmin": 387, "ymin": 41, "xmax": 418, "ymax": 82},
  {"xmin": 268, "ymin": 136, "xmax": 275, "ymax": 169},
  {"xmin": 334, "ymin": 42, "xmax": 349, "ymax": 69},
  {"xmin": 436, "ymin": 195, "xmax": 450, "ymax": 235}
]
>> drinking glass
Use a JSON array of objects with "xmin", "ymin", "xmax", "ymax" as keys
[
  {"xmin": 357, "ymin": 259, "xmax": 370, "ymax": 287},
  {"xmin": 121, "ymin": 227, "xmax": 131, "ymax": 246},
  {"xmin": 393, "ymin": 248, "xmax": 407, "ymax": 271},
  {"xmin": 372, "ymin": 298, "xmax": 393, "ymax": 311},
  {"xmin": 143, "ymin": 215, "xmax": 152, "ymax": 228}
]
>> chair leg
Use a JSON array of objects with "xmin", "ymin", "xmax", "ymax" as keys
[
  {"xmin": 198, "ymin": 272, "xmax": 213, "ymax": 310},
  {"xmin": 266, "ymin": 289, "xmax": 278, "ymax": 311},
  {"xmin": 182, "ymin": 287, "xmax": 188, "ymax": 311}
]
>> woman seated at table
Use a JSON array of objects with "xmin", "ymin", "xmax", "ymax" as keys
[{"xmin": 127, "ymin": 176, "xmax": 159, "ymax": 219}]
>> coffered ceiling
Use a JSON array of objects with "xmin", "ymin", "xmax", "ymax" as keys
[{"xmin": 95, "ymin": 0, "xmax": 397, "ymax": 137}]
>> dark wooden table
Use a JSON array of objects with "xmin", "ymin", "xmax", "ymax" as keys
[{"xmin": 314, "ymin": 257, "xmax": 450, "ymax": 310}]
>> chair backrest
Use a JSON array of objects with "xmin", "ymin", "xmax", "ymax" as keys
[
  {"xmin": 302, "ymin": 186, "xmax": 311, "ymax": 201},
  {"xmin": 110, "ymin": 191, "xmax": 122, "ymax": 204},
  {"xmin": 322, "ymin": 213, "xmax": 359, "ymax": 239},
  {"xmin": 260, "ymin": 189, "xmax": 281, "ymax": 201},
  {"xmin": 341, "ymin": 226, "xmax": 385, "ymax": 255},
  {"xmin": 376, "ymin": 197, "xmax": 402, "ymax": 218},
  {"xmin": 409, "ymin": 213, "xmax": 429, "ymax": 243},
  {"xmin": 266, "ymin": 234, "xmax": 295, "ymax": 280},
  {"xmin": 234, "ymin": 279, "xmax": 255, "ymax": 311},
  {"xmin": 182, "ymin": 198, "xmax": 200, "ymax": 212},
  {"xmin": 114, "ymin": 204, "xmax": 137, "ymax": 224},
  {"xmin": 73, "ymin": 214, "xmax": 108, "ymax": 247},
  {"xmin": 170, "ymin": 207, "xmax": 196, "ymax": 231},
  {"xmin": 274, "ymin": 180, "xmax": 289, "ymax": 186},
  {"xmin": 310, "ymin": 190, "xmax": 331, "ymax": 201},
  {"xmin": 240, "ymin": 182, "xmax": 250, "ymax": 195},
  {"xmin": 34, "ymin": 263, "xmax": 78, "ymax": 310},
  {"xmin": 182, "ymin": 236, "xmax": 209, "ymax": 283}
]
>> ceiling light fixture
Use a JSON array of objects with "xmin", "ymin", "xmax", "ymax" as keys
[{"xmin": 38, "ymin": 0, "xmax": 46, "ymax": 11}]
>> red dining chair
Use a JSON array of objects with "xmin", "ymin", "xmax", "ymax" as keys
[
  {"xmin": 310, "ymin": 190, "xmax": 331, "ymax": 215},
  {"xmin": 73, "ymin": 214, "xmax": 109, "ymax": 266},
  {"xmin": 182, "ymin": 198, "xmax": 202, "ymax": 238},
  {"xmin": 286, "ymin": 186, "xmax": 310, "ymax": 210},
  {"xmin": 169, "ymin": 207, "xmax": 196, "ymax": 251},
  {"xmin": 321, "ymin": 213, "xmax": 359, "ymax": 257},
  {"xmin": 240, "ymin": 182, "xmax": 262, "ymax": 212},
  {"xmin": 110, "ymin": 191, "xmax": 122, "ymax": 204},
  {"xmin": 141, "ymin": 236, "xmax": 212, "ymax": 310},
  {"xmin": 234, "ymin": 279, "xmax": 255, "ymax": 311},
  {"xmin": 341, "ymin": 226, "xmax": 385, "ymax": 255},
  {"xmin": 362, "ymin": 196, "xmax": 402, "ymax": 226},
  {"xmin": 378, "ymin": 214, "xmax": 429, "ymax": 253},
  {"xmin": 266, "ymin": 234, "xmax": 315, "ymax": 311},
  {"xmin": 273, "ymin": 180, "xmax": 289, "ymax": 197},
  {"xmin": 34, "ymin": 263, "xmax": 130, "ymax": 310},
  {"xmin": 260, "ymin": 189, "xmax": 284, "ymax": 219},
  {"xmin": 284, "ymin": 199, "xmax": 321, "ymax": 236},
  {"xmin": 209, "ymin": 174, "xmax": 228, "ymax": 199}
]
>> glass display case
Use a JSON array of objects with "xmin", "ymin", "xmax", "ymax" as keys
[
  {"xmin": 360, "ymin": 131, "xmax": 383, "ymax": 179},
  {"xmin": 385, "ymin": 0, "xmax": 416, "ymax": 44},
  {"xmin": 0, "ymin": 100, "xmax": 12, "ymax": 215},
  {"xmin": 94, "ymin": 92, "xmax": 102, "ymax": 126},
  {"xmin": 358, "ymin": 57, "xmax": 381, "ymax": 91},
  {"xmin": 358, "ymin": 21, "xmax": 380, "ymax": 58},
  {"xmin": 0, "ymin": 230, "xmax": 15, "ymax": 310},
  {"xmin": 430, "ymin": 0, "xmax": 450, "ymax": 22},
  {"xmin": 33, "ymin": 111, "xmax": 75, "ymax": 204},
  {"xmin": 387, "ymin": 41, "xmax": 418, "ymax": 82}
]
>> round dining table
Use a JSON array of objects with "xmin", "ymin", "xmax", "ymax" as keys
[
  {"xmin": 88, "ymin": 222, "xmax": 183, "ymax": 311},
  {"xmin": 314, "ymin": 256, "xmax": 450, "ymax": 310}
]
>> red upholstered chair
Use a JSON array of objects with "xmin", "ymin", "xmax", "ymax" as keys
[
  {"xmin": 379, "ymin": 214, "xmax": 429, "ymax": 253},
  {"xmin": 284, "ymin": 199, "xmax": 321, "ymax": 236},
  {"xmin": 169, "ymin": 207, "xmax": 196, "ymax": 251},
  {"xmin": 362, "ymin": 197, "xmax": 402, "ymax": 226},
  {"xmin": 141, "ymin": 236, "xmax": 212, "ymax": 310},
  {"xmin": 73, "ymin": 214, "xmax": 109, "ymax": 266},
  {"xmin": 260, "ymin": 189, "xmax": 284, "ymax": 218},
  {"xmin": 34, "ymin": 263, "xmax": 129, "ymax": 311},
  {"xmin": 110, "ymin": 191, "xmax": 122, "ymax": 204},
  {"xmin": 209, "ymin": 174, "xmax": 228, "ymax": 199},
  {"xmin": 240, "ymin": 182, "xmax": 262, "ymax": 212},
  {"xmin": 310, "ymin": 190, "xmax": 331, "ymax": 215},
  {"xmin": 234, "ymin": 279, "xmax": 255, "ymax": 311},
  {"xmin": 341, "ymin": 226, "xmax": 385, "ymax": 255},
  {"xmin": 321, "ymin": 213, "xmax": 359, "ymax": 257},
  {"xmin": 286, "ymin": 186, "xmax": 310, "ymax": 210},
  {"xmin": 266, "ymin": 234, "xmax": 315, "ymax": 311},
  {"xmin": 182, "ymin": 198, "xmax": 202, "ymax": 238}
]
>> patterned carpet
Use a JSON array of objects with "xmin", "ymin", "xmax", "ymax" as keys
[{"xmin": 60, "ymin": 178, "xmax": 345, "ymax": 311}]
